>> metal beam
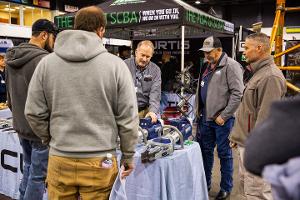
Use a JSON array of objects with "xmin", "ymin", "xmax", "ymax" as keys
[
  {"xmin": 278, "ymin": 66, "xmax": 300, "ymax": 70},
  {"xmin": 274, "ymin": 43, "xmax": 300, "ymax": 58},
  {"xmin": 286, "ymin": 81, "xmax": 300, "ymax": 93}
]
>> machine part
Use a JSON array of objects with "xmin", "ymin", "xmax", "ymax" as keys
[
  {"xmin": 139, "ymin": 118, "xmax": 162, "ymax": 143},
  {"xmin": 168, "ymin": 117, "xmax": 192, "ymax": 143},
  {"xmin": 138, "ymin": 126, "xmax": 148, "ymax": 144},
  {"xmin": 0, "ymin": 119, "xmax": 12, "ymax": 129},
  {"xmin": 141, "ymin": 125, "xmax": 184, "ymax": 163},
  {"xmin": 162, "ymin": 125, "xmax": 184, "ymax": 149},
  {"xmin": 172, "ymin": 62, "xmax": 197, "ymax": 117}
]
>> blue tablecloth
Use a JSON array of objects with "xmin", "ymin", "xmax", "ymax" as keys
[{"xmin": 110, "ymin": 142, "xmax": 208, "ymax": 200}]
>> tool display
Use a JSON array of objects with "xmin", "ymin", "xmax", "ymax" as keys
[
  {"xmin": 141, "ymin": 125, "xmax": 184, "ymax": 163},
  {"xmin": 138, "ymin": 118, "xmax": 162, "ymax": 143},
  {"xmin": 168, "ymin": 117, "xmax": 192, "ymax": 143}
]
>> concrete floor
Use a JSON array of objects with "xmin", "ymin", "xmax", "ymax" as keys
[{"xmin": 209, "ymin": 148, "xmax": 242, "ymax": 200}]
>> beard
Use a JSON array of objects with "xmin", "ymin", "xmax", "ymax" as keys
[{"xmin": 44, "ymin": 37, "xmax": 53, "ymax": 53}]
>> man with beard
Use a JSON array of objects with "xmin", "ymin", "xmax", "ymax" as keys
[
  {"xmin": 5, "ymin": 19, "xmax": 57, "ymax": 200},
  {"xmin": 195, "ymin": 36, "xmax": 244, "ymax": 199},
  {"xmin": 124, "ymin": 40, "xmax": 161, "ymax": 123}
]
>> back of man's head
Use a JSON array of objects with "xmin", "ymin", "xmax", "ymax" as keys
[
  {"xmin": 74, "ymin": 6, "xmax": 106, "ymax": 32},
  {"xmin": 32, "ymin": 19, "xmax": 58, "ymax": 37},
  {"xmin": 246, "ymin": 33, "xmax": 270, "ymax": 53}
]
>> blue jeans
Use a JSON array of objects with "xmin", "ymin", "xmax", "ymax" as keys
[
  {"xmin": 196, "ymin": 117, "xmax": 234, "ymax": 192},
  {"xmin": 160, "ymin": 91, "xmax": 169, "ymax": 113},
  {"xmin": 19, "ymin": 138, "xmax": 49, "ymax": 200}
]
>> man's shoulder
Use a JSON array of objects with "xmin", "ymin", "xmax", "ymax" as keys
[
  {"xmin": 124, "ymin": 57, "xmax": 134, "ymax": 65},
  {"xmin": 149, "ymin": 61, "xmax": 161, "ymax": 71},
  {"xmin": 225, "ymin": 56, "xmax": 241, "ymax": 68},
  {"xmin": 259, "ymin": 62, "xmax": 285, "ymax": 80}
]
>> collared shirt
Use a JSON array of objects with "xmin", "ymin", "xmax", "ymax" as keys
[{"xmin": 124, "ymin": 57, "xmax": 161, "ymax": 114}]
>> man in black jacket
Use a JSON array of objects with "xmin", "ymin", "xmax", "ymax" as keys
[{"xmin": 5, "ymin": 19, "xmax": 57, "ymax": 200}]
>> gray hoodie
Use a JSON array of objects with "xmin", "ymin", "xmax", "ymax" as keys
[
  {"xmin": 5, "ymin": 43, "xmax": 49, "ymax": 141},
  {"xmin": 25, "ymin": 30, "xmax": 139, "ymax": 162}
]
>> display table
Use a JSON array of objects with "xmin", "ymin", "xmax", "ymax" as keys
[
  {"xmin": 110, "ymin": 143, "xmax": 208, "ymax": 200},
  {"xmin": 0, "ymin": 109, "xmax": 208, "ymax": 200},
  {"xmin": 0, "ymin": 108, "xmax": 22, "ymax": 199}
]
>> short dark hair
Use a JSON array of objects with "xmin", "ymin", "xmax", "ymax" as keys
[
  {"xmin": 32, "ymin": 19, "xmax": 58, "ymax": 37},
  {"xmin": 74, "ymin": 6, "xmax": 107, "ymax": 32},
  {"xmin": 246, "ymin": 33, "xmax": 270, "ymax": 53},
  {"xmin": 118, "ymin": 45, "xmax": 131, "ymax": 54}
]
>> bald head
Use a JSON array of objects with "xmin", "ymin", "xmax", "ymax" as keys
[
  {"xmin": 74, "ymin": 6, "xmax": 106, "ymax": 32},
  {"xmin": 137, "ymin": 40, "xmax": 155, "ymax": 52}
]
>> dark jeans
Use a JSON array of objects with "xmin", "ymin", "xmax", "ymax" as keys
[
  {"xmin": 196, "ymin": 117, "xmax": 234, "ymax": 192},
  {"xmin": 19, "ymin": 138, "xmax": 49, "ymax": 200},
  {"xmin": 160, "ymin": 91, "xmax": 168, "ymax": 113}
]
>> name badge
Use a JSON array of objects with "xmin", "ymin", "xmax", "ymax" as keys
[{"xmin": 1, "ymin": 80, "xmax": 5, "ymax": 84}]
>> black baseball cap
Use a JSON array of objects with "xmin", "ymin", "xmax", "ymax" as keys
[
  {"xmin": 32, "ymin": 19, "xmax": 58, "ymax": 37},
  {"xmin": 199, "ymin": 36, "xmax": 222, "ymax": 52}
]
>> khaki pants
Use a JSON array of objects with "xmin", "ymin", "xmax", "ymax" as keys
[
  {"xmin": 238, "ymin": 146, "xmax": 273, "ymax": 200},
  {"xmin": 47, "ymin": 155, "xmax": 118, "ymax": 200}
]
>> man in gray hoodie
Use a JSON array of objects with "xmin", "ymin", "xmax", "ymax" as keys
[
  {"xmin": 5, "ymin": 19, "xmax": 57, "ymax": 200},
  {"xmin": 25, "ymin": 6, "xmax": 138, "ymax": 199}
]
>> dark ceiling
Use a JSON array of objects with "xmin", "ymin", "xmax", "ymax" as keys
[
  {"xmin": 70, "ymin": 0, "xmax": 299, "ymax": 8},
  {"xmin": 60, "ymin": 0, "xmax": 300, "ymax": 28}
]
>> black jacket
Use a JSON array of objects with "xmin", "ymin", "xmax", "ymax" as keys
[
  {"xmin": 5, "ymin": 43, "xmax": 49, "ymax": 141},
  {"xmin": 244, "ymin": 95, "xmax": 300, "ymax": 176}
]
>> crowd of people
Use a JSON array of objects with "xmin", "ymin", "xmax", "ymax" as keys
[{"xmin": 0, "ymin": 4, "xmax": 299, "ymax": 200}]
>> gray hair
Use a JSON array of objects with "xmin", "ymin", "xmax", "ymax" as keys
[
  {"xmin": 246, "ymin": 33, "xmax": 270, "ymax": 53},
  {"xmin": 136, "ymin": 40, "xmax": 155, "ymax": 52}
]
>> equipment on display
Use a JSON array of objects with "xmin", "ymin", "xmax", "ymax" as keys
[
  {"xmin": 0, "ymin": 118, "xmax": 12, "ymax": 129},
  {"xmin": 168, "ymin": 117, "xmax": 192, "ymax": 143},
  {"xmin": 141, "ymin": 125, "xmax": 184, "ymax": 163},
  {"xmin": 174, "ymin": 63, "xmax": 197, "ymax": 117},
  {"xmin": 138, "ymin": 118, "xmax": 162, "ymax": 143}
]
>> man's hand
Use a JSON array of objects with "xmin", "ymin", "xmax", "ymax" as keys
[
  {"xmin": 215, "ymin": 115, "xmax": 225, "ymax": 126},
  {"xmin": 145, "ymin": 111, "xmax": 157, "ymax": 123},
  {"xmin": 121, "ymin": 162, "xmax": 134, "ymax": 179},
  {"xmin": 229, "ymin": 141, "xmax": 237, "ymax": 148}
]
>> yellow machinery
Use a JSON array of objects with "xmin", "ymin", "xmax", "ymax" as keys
[{"xmin": 270, "ymin": 0, "xmax": 300, "ymax": 93}]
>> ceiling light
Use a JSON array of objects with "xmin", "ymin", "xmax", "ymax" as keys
[{"xmin": 195, "ymin": 1, "xmax": 201, "ymax": 4}]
